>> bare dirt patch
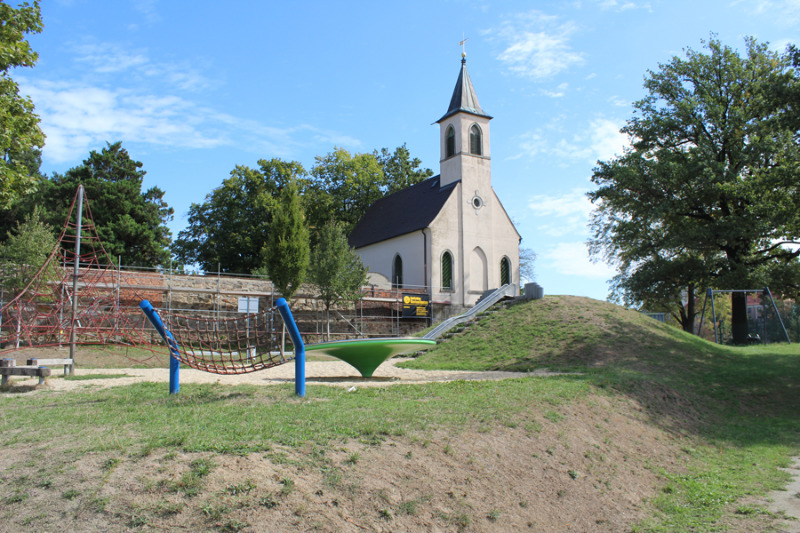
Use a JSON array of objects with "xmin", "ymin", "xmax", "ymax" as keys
[{"xmin": 0, "ymin": 392, "xmax": 682, "ymax": 532}]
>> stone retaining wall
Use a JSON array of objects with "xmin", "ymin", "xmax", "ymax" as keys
[{"xmin": 114, "ymin": 270, "xmax": 434, "ymax": 338}]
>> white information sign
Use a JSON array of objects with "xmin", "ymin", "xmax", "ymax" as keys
[{"xmin": 238, "ymin": 297, "xmax": 259, "ymax": 313}]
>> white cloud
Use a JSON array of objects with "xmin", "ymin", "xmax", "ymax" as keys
[
  {"xmin": 607, "ymin": 95, "xmax": 630, "ymax": 108},
  {"xmin": 133, "ymin": 0, "xmax": 161, "ymax": 23},
  {"xmin": 527, "ymin": 189, "xmax": 594, "ymax": 238},
  {"xmin": 543, "ymin": 242, "xmax": 616, "ymax": 278},
  {"xmin": 588, "ymin": 118, "xmax": 629, "ymax": 161},
  {"xmin": 542, "ymin": 82, "xmax": 569, "ymax": 98},
  {"xmin": 484, "ymin": 11, "xmax": 585, "ymax": 80},
  {"xmin": 731, "ymin": 0, "xmax": 800, "ymax": 25},
  {"xmin": 20, "ymin": 80, "xmax": 221, "ymax": 162},
  {"xmin": 18, "ymin": 37, "xmax": 363, "ymax": 166},
  {"xmin": 519, "ymin": 117, "xmax": 628, "ymax": 164},
  {"xmin": 20, "ymin": 78, "xmax": 360, "ymax": 165},
  {"xmin": 529, "ymin": 188, "xmax": 592, "ymax": 218},
  {"xmin": 72, "ymin": 42, "xmax": 212, "ymax": 92},
  {"xmin": 594, "ymin": 0, "xmax": 651, "ymax": 11}
]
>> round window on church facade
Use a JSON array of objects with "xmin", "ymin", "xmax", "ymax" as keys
[{"xmin": 472, "ymin": 195, "xmax": 483, "ymax": 210}]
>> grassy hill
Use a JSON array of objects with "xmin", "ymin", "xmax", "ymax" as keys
[
  {"xmin": 406, "ymin": 294, "xmax": 735, "ymax": 372},
  {"xmin": 406, "ymin": 295, "xmax": 800, "ymax": 422},
  {"xmin": 0, "ymin": 295, "xmax": 798, "ymax": 531}
]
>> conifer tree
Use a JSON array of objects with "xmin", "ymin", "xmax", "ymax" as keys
[{"xmin": 263, "ymin": 179, "xmax": 309, "ymax": 302}]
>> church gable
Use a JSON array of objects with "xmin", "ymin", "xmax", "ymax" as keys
[{"xmin": 490, "ymin": 188, "xmax": 522, "ymax": 241}]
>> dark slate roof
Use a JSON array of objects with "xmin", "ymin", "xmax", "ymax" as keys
[
  {"xmin": 348, "ymin": 176, "xmax": 457, "ymax": 249},
  {"xmin": 437, "ymin": 58, "xmax": 492, "ymax": 123}
]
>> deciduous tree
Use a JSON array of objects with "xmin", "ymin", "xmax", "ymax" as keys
[
  {"xmin": 374, "ymin": 143, "xmax": 433, "ymax": 195},
  {"xmin": 0, "ymin": 0, "xmax": 44, "ymax": 208},
  {"xmin": 0, "ymin": 206, "xmax": 57, "ymax": 297},
  {"xmin": 172, "ymin": 159, "xmax": 305, "ymax": 273},
  {"xmin": 305, "ymin": 145, "xmax": 432, "ymax": 236},
  {"xmin": 519, "ymin": 247, "xmax": 537, "ymax": 284},
  {"xmin": 309, "ymin": 221, "xmax": 368, "ymax": 339},
  {"xmin": 588, "ymin": 37, "xmax": 800, "ymax": 342}
]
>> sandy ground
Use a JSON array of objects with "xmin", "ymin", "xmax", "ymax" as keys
[
  {"xmin": 768, "ymin": 457, "xmax": 800, "ymax": 531},
  {"xmin": 5, "ymin": 357, "xmax": 552, "ymax": 393}
]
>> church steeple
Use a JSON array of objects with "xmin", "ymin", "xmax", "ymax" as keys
[
  {"xmin": 438, "ymin": 58, "xmax": 492, "ymax": 123},
  {"xmin": 437, "ymin": 57, "xmax": 492, "ymax": 188}
]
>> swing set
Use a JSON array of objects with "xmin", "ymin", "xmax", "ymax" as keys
[{"xmin": 696, "ymin": 287, "xmax": 791, "ymax": 344}]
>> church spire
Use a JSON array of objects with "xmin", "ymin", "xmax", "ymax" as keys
[{"xmin": 437, "ymin": 57, "xmax": 491, "ymax": 123}]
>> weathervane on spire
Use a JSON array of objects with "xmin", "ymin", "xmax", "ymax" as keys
[{"xmin": 459, "ymin": 36, "xmax": 468, "ymax": 60}]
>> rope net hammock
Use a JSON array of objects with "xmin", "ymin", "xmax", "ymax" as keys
[{"xmin": 151, "ymin": 306, "xmax": 293, "ymax": 375}]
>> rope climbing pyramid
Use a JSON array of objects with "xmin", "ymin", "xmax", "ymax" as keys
[{"xmin": 0, "ymin": 185, "xmax": 153, "ymax": 356}]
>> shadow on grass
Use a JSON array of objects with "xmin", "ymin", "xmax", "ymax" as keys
[
  {"xmin": 0, "ymin": 383, "xmax": 42, "ymax": 394},
  {"xmin": 542, "ymin": 314, "xmax": 800, "ymax": 449}
]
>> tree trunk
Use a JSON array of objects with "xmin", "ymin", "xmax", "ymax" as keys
[
  {"xmin": 679, "ymin": 285, "xmax": 696, "ymax": 333},
  {"xmin": 15, "ymin": 313, "xmax": 21, "ymax": 349},
  {"xmin": 325, "ymin": 306, "xmax": 330, "ymax": 342},
  {"xmin": 731, "ymin": 292, "xmax": 748, "ymax": 344}
]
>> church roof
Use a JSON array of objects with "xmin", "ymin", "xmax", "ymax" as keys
[
  {"xmin": 348, "ymin": 176, "xmax": 457, "ymax": 249},
  {"xmin": 437, "ymin": 58, "xmax": 492, "ymax": 123}
]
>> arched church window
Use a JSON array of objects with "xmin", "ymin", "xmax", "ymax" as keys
[
  {"xmin": 393, "ymin": 254, "xmax": 403, "ymax": 288},
  {"xmin": 500, "ymin": 256, "xmax": 511, "ymax": 286},
  {"xmin": 441, "ymin": 251, "xmax": 453, "ymax": 291},
  {"xmin": 470, "ymin": 124, "xmax": 482, "ymax": 155},
  {"xmin": 445, "ymin": 126, "xmax": 455, "ymax": 158}
]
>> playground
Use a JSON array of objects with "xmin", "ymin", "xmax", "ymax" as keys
[
  {"xmin": 2, "ymin": 296, "xmax": 800, "ymax": 532},
  {"xmin": 2, "ymin": 189, "xmax": 800, "ymax": 531}
]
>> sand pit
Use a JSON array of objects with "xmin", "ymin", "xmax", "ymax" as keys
[{"xmin": 1, "ymin": 358, "xmax": 560, "ymax": 394}]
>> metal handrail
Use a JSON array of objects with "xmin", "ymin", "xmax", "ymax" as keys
[{"xmin": 423, "ymin": 284, "xmax": 517, "ymax": 340}]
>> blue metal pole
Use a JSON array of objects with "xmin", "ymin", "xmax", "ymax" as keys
[
  {"xmin": 275, "ymin": 298, "xmax": 305, "ymax": 397},
  {"xmin": 140, "ymin": 300, "xmax": 181, "ymax": 395}
]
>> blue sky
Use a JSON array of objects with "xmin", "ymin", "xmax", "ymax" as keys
[{"xmin": 15, "ymin": 0, "xmax": 800, "ymax": 300}]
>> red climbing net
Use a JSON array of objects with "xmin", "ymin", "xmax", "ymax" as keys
[
  {"xmin": 0, "ymin": 187, "xmax": 156, "ymax": 361},
  {"xmin": 1, "ymin": 187, "xmax": 296, "ymax": 373}
]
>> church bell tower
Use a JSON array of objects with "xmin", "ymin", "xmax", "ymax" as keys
[{"xmin": 436, "ymin": 55, "xmax": 493, "ymax": 190}]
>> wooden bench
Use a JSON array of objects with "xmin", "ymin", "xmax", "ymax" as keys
[
  {"xmin": 0, "ymin": 359, "xmax": 51, "ymax": 386},
  {"xmin": 26, "ymin": 358, "xmax": 74, "ymax": 376}
]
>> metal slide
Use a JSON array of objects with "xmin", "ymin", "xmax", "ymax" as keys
[{"xmin": 423, "ymin": 284, "xmax": 517, "ymax": 340}]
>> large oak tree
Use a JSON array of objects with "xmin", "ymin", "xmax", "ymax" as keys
[
  {"xmin": 589, "ymin": 37, "xmax": 800, "ymax": 342},
  {"xmin": 174, "ymin": 145, "xmax": 431, "ymax": 274}
]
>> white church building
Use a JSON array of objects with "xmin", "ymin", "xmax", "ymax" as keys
[{"xmin": 348, "ymin": 57, "xmax": 521, "ymax": 307}]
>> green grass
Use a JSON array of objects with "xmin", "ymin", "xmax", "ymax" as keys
[
  {"xmin": 403, "ymin": 297, "xmax": 800, "ymax": 530},
  {"xmin": 0, "ymin": 377, "xmax": 590, "ymax": 453},
  {"xmin": 2, "ymin": 295, "xmax": 800, "ymax": 531}
]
